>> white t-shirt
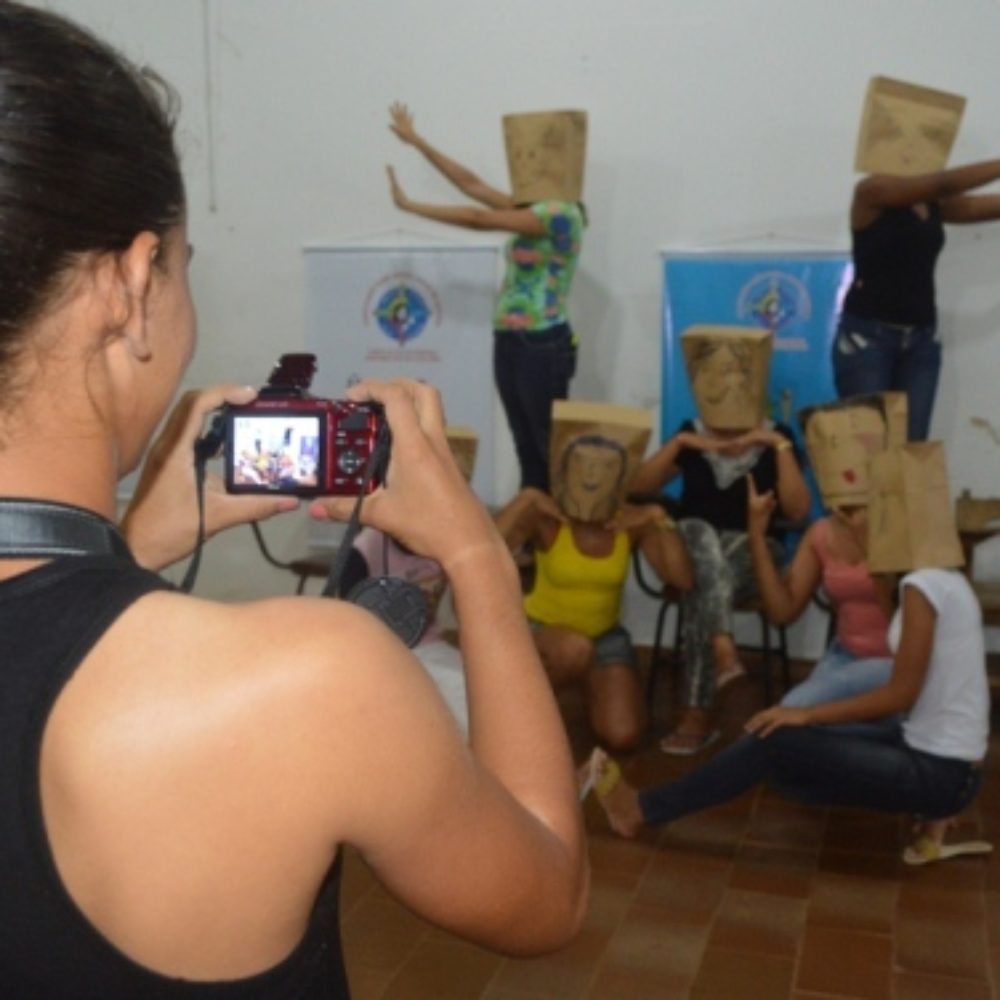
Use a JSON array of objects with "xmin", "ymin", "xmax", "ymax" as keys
[{"xmin": 888, "ymin": 569, "xmax": 989, "ymax": 761}]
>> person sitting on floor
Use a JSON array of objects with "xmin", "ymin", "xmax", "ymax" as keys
[
  {"xmin": 628, "ymin": 326, "xmax": 811, "ymax": 755},
  {"xmin": 497, "ymin": 401, "xmax": 693, "ymax": 752},
  {"xmin": 588, "ymin": 442, "xmax": 991, "ymax": 866}
]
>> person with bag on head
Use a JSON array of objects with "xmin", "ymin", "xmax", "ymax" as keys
[
  {"xmin": 628, "ymin": 326, "xmax": 811, "ymax": 755},
  {"xmin": 386, "ymin": 102, "xmax": 587, "ymax": 492}
]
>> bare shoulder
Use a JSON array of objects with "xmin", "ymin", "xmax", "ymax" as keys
[{"xmin": 53, "ymin": 590, "xmax": 457, "ymax": 837}]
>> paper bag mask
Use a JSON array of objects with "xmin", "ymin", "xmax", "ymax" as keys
[
  {"xmin": 550, "ymin": 400, "xmax": 652, "ymax": 523},
  {"xmin": 855, "ymin": 76, "xmax": 966, "ymax": 176},
  {"xmin": 799, "ymin": 393, "xmax": 907, "ymax": 509},
  {"xmin": 503, "ymin": 110, "xmax": 587, "ymax": 204},
  {"xmin": 681, "ymin": 326, "xmax": 773, "ymax": 432},
  {"xmin": 867, "ymin": 442, "xmax": 964, "ymax": 573},
  {"xmin": 445, "ymin": 426, "xmax": 478, "ymax": 483}
]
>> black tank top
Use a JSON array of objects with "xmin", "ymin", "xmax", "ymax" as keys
[
  {"xmin": 842, "ymin": 203, "xmax": 945, "ymax": 327},
  {"xmin": 0, "ymin": 557, "xmax": 349, "ymax": 998}
]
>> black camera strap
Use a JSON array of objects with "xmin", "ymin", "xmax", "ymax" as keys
[{"xmin": 0, "ymin": 498, "xmax": 132, "ymax": 561}]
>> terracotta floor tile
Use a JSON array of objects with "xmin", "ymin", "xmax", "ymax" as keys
[
  {"xmin": 587, "ymin": 959, "xmax": 693, "ymax": 999},
  {"xmin": 807, "ymin": 872, "xmax": 898, "ymax": 934},
  {"xmin": 707, "ymin": 887, "xmax": 807, "ymax": 959},
  {"xmin": 382, "ymin": 937, "xmax": 504, "ymax": 1000},
  {"xmin": 587, "ymin": 829, "xmax": 654, "ymax": 883},
  {"xmin": 345, "ymin": 962, "xmax": 396, "ymax": 1000},
  {"xmin": 665, "ymin": 804, "xmax": 750, "ymax": 860},
  {"xmin": 689, "ymin": 947, "xmax": 795, "ymax": 999},
  {"xmin": 795, "ymin": 925, "xmax": 892, "ymax": 998},
  {"xmin": 729, "ymin": 842, "xmax": 818, "ymax": 899},
  {"xmin": 893, "ymin": 970, "xmax": 993, "ymax": 1000},
  {"xmin": 898, "ymin": 879, "xmax": 986, "ymax": 920},
  {"xmin": 340, "ymin": 892, "xmax": 429, "ymax": 971},
  {"xmin": 895, "ymin": 908, "xmax": 990, "ymax": 981},
  {"xmin": 817, "ymin": 846, "xmax": 901, "ymax": 881},
  {"xmin": 746, "ymin": 798, "xmax": 828, "ymax": 851},
  {"xmin": 582, "ymin": 867, "xmax": 640, "ymax": 932},
  {"xmin": 599, "ymin": 900, "xmax": 708, "ymax": 977},
  {"xmin": 822, "ymin": 808, "xmax": 906, "ymax": 856},
  {"xmin": 339, "ymin": 847, "xmax": 378, "ymax": 918},
  {"xmin": 633, "ymin": 848, "xmax": 731, "ymax": 922}
]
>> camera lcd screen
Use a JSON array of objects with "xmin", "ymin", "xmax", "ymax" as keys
[{"xmin": 229, "ymin": 413, "xmax": 321, "ymax": 492}]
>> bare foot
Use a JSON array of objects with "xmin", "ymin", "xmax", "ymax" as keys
[{"xmin": 587, "ymin": 749, "xmax": 645, "ymax": 839}]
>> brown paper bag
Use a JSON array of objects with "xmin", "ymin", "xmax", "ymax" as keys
[
  {"xmin": 680, "ymin": 326, "xmax": 772, "ymax": 432},
  {"xmin": 881, "ymin": 391, "xmax": 909, "ymax": 447},
  {"xmin": 867, "ymin": 442, "xmax": 964, "ymax": 573},
  {"xmin": 799, "ymin": 393, "xmax": 904, "ymax": 508},
  {"xmin": 445, "ymin": 426, "xmax": 478, "ymax": 483},
  {"xmin": 550, "ymin": 400, "xmax": 652, "ymax": 523},
  {"xmin": 503, "ymin": 110, "xmax": 587, "ymax": 204},
  {"xmin": 855, "ymin": 76, "xmax": 965, "ymax": 176}
]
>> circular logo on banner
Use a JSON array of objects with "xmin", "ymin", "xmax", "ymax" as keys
[
  {"xmin": 372, "ymin": 282, "xmax": 432, "ymax": 345},
  {"xmin": 736, "ymin": 271, "xmax": 811, "ymax": 334}
]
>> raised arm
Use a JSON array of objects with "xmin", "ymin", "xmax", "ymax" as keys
[
  {"xmin": 494, "ymin": 486, "xmax": 563, "ymax": 551},
  {"xmin": 852, "ymin": 157, "xmax": 1000, "ymax": 228},
  {"xmin": 627, "ymin": 430, "xmax": 710, "ymax": 497},
  {"xmin": 389, "ymin": 102, "xmax": 514, "ymax": 209},
  {"xmin": 387, "ymin": 166, "xmax": 545, "ymax": 236},
  {"xmin": 746, "ymin": 478, "xmax": 822, "ymax": 624}
]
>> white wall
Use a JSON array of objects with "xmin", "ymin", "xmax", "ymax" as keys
[{"xmin": 40, "ymin": 0, "xmax": 1000, "ymax": 649}]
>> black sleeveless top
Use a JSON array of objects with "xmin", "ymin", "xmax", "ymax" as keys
[
  {"xmin": 842, "ymin": 203, "xmax": 945, "ymax": 327},
  {"xmin": 0, "ymin": 557, "xmax": 349, "ymax": 998}
]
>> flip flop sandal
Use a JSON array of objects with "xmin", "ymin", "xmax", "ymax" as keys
[
  {"xmin": 902, "ymin": 835, "xmax": 994, "ymax": 866},
  {"xmin": 578, "ymin": 748, "xmax": 622, "ymax": 802},
  {"xmin": 659, "ymin": 728, "xmax": 721, "ymax": 757}
]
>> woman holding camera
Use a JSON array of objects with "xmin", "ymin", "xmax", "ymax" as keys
[{"xmin": 0, "ymin": 5, "xmax": 586, "ymax": 996}]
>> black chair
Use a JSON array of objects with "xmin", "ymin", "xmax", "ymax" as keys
[{"xmin": 632, "ymin": 547, "xmax": 791, "ymax": 714}]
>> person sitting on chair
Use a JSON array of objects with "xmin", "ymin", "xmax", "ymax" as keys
[
  {"xmin": 629, "ymin": 326, "xmax": 811, "ymax": 755},
  {"xmin": 497, "ymin": 401, "xmax": 693, "ymax": 752},
  {"xmin": 746, "ymin": 395, "xmax": 905, "ymax": 716}
]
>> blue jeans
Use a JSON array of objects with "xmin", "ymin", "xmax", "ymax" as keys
[
  {"xmin": 832, "ymin": 313, "xmax": 941, "ymax": 441},
  {"xmin": 781, "ymin": 642, "xmax": 897, "ymax": 738},
  {"xmin": 638, "ymin": 725, "xmax": 983, "ymax": 825},
  {"xmin": 494, "ymin": 324, "xmax": 577, "ymax": 491}
]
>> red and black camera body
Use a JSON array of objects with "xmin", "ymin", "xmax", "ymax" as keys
[{"xmin": 220, "ymin": 354, "xmax": 386, "ymax": 497}]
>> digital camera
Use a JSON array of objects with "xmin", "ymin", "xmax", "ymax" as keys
[{"xmin": 219, "ymin": 354, "xmax": 387, "ymax": 497}]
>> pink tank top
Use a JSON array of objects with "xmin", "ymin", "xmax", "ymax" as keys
[{"xmin": 811, "ymin": 518, "xmax": 891, "ymax": 658}]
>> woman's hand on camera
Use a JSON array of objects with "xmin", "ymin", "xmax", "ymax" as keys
[
  {"xmin": 121, "ymin": 385, "xmax": 299, "ymax": 571},
  {"xmin": 309, "ymin": 379, "xmax": 501, "ymax": 570}
]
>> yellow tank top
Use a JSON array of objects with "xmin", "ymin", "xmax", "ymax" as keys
[{"xmin": 524, "ymin": 524, "xmax": 630, "ymax": 638}]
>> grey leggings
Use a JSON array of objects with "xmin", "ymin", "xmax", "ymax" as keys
[{"xmin": 676, "ymin": 518, "xmax": 782, "ymax": 709}]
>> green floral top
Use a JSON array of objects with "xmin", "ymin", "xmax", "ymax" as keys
[{"xmin": 493, "ymin": 201, "xmax": 585, "ymax": 332}]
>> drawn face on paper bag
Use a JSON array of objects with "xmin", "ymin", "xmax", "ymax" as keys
[
  {"xmin": 802, "ymin": 401, "xmax": 888, "ymax": 509},
  {"xmin": 855, "ymin": 77, "xmax": 965, "ymax": 177},
  {"xmin": 556, "ymin": 436, "xmax": 628, "ymax": 523},
  {"xmin": 549, "ymin": 401, "xmax": 652, "ymax": 524}
]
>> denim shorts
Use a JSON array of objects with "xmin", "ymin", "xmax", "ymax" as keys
[{"xmin": 528, "ymin": 619, "xmax": 637, "ymax": 669}]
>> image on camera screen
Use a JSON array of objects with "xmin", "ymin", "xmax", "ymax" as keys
[{"xmin": 231, "ymin": 414, "xmax": 320, "ymax": 490}]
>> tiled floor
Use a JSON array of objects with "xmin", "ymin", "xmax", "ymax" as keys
[{"xmin": 339, "ymin": 655, "xmax": 1000, "ymax": 999}]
